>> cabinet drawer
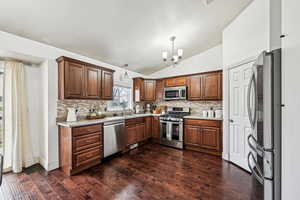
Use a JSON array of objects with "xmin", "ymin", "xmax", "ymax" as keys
[
  {"xmin": 184, "ymin": 119, "xmax": 220, "ymax": 127},
  {"xmin": 135, "ymin": 117, "xmax": 145, "ymax": 124},
  {"xmin": 73, "ymin": 124, "xmax": 102, "ymax": 136},
  {"xmin": 73, "ymin": 133, "xmax": 102, "ymax": 152},
  {"xmin": 125, "ymin": 118, "xmax": 137, "ymax": 126},
  {"xmin": 73, "ymin": 147, "xmax": 101, "ymax": 168}
]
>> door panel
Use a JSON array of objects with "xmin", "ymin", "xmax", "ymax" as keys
[
  {"xmin": 201, "ymin": 127, "xmax": 220, "ymax": 151},
  {"xmin": 144, "ymin": 80, "xmax": 156, "ymax": 101},
  {"xmin": 184, "ymin": 125, "xmax": 201, "ymax": 146},
  {"xmin": 85, "ymin": 66, "xmax": 101, "ymax": 99},
  {"xmin": 188, "ymin": 75, "xmax": 201, "ymax": 100},
  {"xmin": 65, "ymin": 61, "xmax": 85, "ymax": 98},
  {"xmin": 201, "ymin": 72, "xmax": 222, "ymax": 100},
  {"xmin": 229, "ymin": 62, "xmax": 253, "ymax": 171},
  {"xmin": 101, "ymin": 71, "xmax": 113, "ymax": 100}
]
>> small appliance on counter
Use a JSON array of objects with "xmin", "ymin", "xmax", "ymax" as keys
[
  {"xmin": 135, "ymin": 104, "xmax": 144, "ymax": 114},
  {"xmin": 146, "ymin": 104, "xmax": 152, "ymax": 113},
  {"xmin": 214, "ymin": 110, "xmax": 223, "ymax": 119},
  {"xmin": 207, "ymin": 107, "xmax": 214, "ymax": 118},
  {"xmin": 66, "ymin": 108, "xmax": 78, "ymax": 122}
]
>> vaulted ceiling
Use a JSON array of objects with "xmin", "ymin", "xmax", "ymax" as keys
[{"xmin": 0, "ymin": 0, "xmax": 252, "ymax": 74}]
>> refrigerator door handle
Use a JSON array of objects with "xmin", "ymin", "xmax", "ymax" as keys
[
  {"xmin": 247, "ymin": 151, "xmax": 264, "ymax": 185},
  {"xmin": 247, "ymin": 71, "xmax": 257, "ymax": 129},
  {"xmin": 247, "ymin": 134, "xmax": 264, "ymax": 157}
]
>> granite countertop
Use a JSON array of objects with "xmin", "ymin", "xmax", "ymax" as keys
[
  {"xmin": 183, "ymin": 115, "xmax": 223, "ymax": 121},
  {"xmin": 57, "ymin": 113, "xmax": 162, "ymax": 127}
]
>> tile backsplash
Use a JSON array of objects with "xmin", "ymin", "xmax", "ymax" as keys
[
  {"xmin": 57, "ymin": 99, "xmax": 107, "ymax": 121},
  {"xmin": 154, "ymin": 100, "xmax": 223, "ymax": 114},
  {"xmin": 57, "ymin": 99, "xmax": 222, "ymax": 121}
]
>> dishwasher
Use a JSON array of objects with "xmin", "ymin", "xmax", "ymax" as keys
[{"xmin": 103, "ymin": 120, "xmax": 126, "ymax": 158}]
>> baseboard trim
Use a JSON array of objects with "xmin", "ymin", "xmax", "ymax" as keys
[
  {"xmin": 48, "ymin": 160, "xmax": 59, "ymax": 171},
  {"xmin": 222, "ymin": 153, "xmax": 229, "ymax": 161}
]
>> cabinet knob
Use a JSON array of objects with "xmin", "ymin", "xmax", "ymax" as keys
[{"xmin": 230, "ymin": 119, "xmax": 234, "ymax": 123}]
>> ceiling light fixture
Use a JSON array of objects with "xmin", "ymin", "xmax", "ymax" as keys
[
  {"xmin": 123, "ymin": 64, "xmax": 129, "ymax": 79},
  {"xmin": 162, "ymin": 36, "xmax": 183, "ymax": 66}
]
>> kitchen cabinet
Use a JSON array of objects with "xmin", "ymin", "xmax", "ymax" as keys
[
  {"xmin": 85, "ymin": 66, "xmax": 101, "ymax": 99},
  {"xmin": 184, "ymin": 119, "xmax": 222, "ymax": 156},
  {"xmin": 156, "ymin": 79, "xmax": 164, "ymax": 101},
  {"xmin": 57, "ymin": 56, "xmax": 114, "ymax": 100},
  {"xmin": 145, "ymin": 117, "xmax": 152, "ymax": 139},
  {"xmin": 101, "ymin": 70, "xmax": 114, "ymax": 100},
  {"xmin": 144, "ymin": 80, "xmax": 156, "ymax": 101},
  {"xmin": 187, "ymin": 75, "xmax": 202, "ymax": 100},
  {"xmin": 165, "ymin": 77, "xmax": 187, "ymax": 87},
  {"xmin": 201, "ymin": 72, "xmax": 222, "ymax": 100},
  {"xmin": 125, "ymin": 117, "xmax": 146, "ymax": 146},
  {"xmin": 133, "ymin": 78, "xmax": 144, "ymax": 102},
  {"xmin": 59, "ymin": 124, "xmax": 103, "ymax": 176},
  {"xmin": 152, "ymin": 117, "xmax": 160, "ymax": 140}
]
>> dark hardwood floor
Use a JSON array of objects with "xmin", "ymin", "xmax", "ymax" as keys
[{"xmin": 0, "ymin": 143, "xmax": 263, "ymax": 200}]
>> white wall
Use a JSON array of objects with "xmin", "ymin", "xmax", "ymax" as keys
[
  {"xmin": 222, "ymin": 0, "xmax": 270, "ymax": 67},
  {"xmin": 281, "ymin": 0, "xmax": 300, "ymax": 199},
  {"xmin": 222, "ymin": 0, "xmax": 275, "ymax": 161},
  {"xmin": 149, "ymin": 45, "xmax": 222, "ymax": 78},
  {"xmin": 0, "ymin": 30, "xmax": 145, "ymax": 170}
]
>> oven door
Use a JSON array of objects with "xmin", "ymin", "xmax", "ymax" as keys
[
  {"xmin": 160, "ymin": 120, "xmax": 169, "ymax": 140},
  {"xmin": 169, "ymin": 121, "xmax": 183, "ymax": 142}
]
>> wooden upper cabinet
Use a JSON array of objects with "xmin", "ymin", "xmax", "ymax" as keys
[
  {"xmin": 57, "ymin": 56, "xmax": 114, "ymax": 100},
  {"xmin": 85, "ymin": 66, "xmax": 101, "ymax": 99},
  {"xmin": 101, "ymin": 70, "xmax": 114, "ymax": 100},
  {"xmin": 144, "ymin": 80, "xmax": 156, "ymax": 101},
  {"xmin": 187, "ymin": 75, "xmax": 202, "ymax": 100},
  {"xmin": 201, "ymin": 72, "xmax": 222, "ymax": 100},
  {"xmin": 64, "ymin": 61, "xmax": 85, "ymax": 98},
  {"xmin": 165, "ymin": 77, "xmax": 186, "ymax": 87},
  {"xmin": 133, "ymin": 78, "xmax": 144, "ymax": 102},
  {"xmin": 156, "ymin": 79, "xmax": 164, "ymax": 101}
]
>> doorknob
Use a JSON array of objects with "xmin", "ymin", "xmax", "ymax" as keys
[{"xmin": 230, "ymin": 119, "xmax": 234, "ymax": 123}]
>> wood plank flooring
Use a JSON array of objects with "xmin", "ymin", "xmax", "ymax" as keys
[{"xmin": 0, "ymin": 143, "xmax": 263, "ymax": 200}]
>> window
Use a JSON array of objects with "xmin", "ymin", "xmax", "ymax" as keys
[{"xmin": 107, "ymin": 86, "xmax": 132, "ymax": 111}]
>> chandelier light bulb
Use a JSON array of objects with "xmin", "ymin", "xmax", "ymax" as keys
[{"xmin": 162, "ymin": 51, "xmax": 168, "ymax": 61}]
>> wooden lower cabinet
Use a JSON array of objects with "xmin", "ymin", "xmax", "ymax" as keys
[
  {"xmin": 145, "ymin": 117, "xmax": 152, "ymax": 139},
  {"xmin": 152, "ymin": 117, "xmax": 160, "ymax": 140},
  {"xmin": 184, "ymin": 119, "xmax": 222, "ymax": 156},
  {"xmin": 59, "ymin": 124, "xmax": 103, "ymax": 176},
  {"xmin": 125, "ymin": 117, "xmax": 147, "ymax": 146}
]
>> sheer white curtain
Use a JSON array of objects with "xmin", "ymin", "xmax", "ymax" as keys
[{"xmin": 4, "ymin": 61, "xmax": 34, "ymax": 173}]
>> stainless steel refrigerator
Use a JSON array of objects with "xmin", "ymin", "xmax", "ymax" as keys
[{"xmin": 247, "ymin": 49, "xmax": 281, "ymax": 200}]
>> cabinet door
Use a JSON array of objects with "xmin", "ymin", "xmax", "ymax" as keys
[
  {"xmin": 201, "ymin": 72, "xmax": 222, "ymax": 100},
  {"xmin": 133, "ymin": 78, "xmax": 144, "ymax": 102},
  {"xmin": 127, "ymin": 125, "xmax": 137, "ymax": 146},
  {"xmin": 85, "ymin": 66, "xmax": 101, "ymax": 99},
  {"xmin": 144, "ymin": 80, "xmax": 156, "ymax": 101},
  {"xmin": 187, "ymin": 75, "xmax": 201, "ymax": 100},
  {"xmin": 201, "ymin": 127, "xmax": 220, "ymax": 151},
  {"xmin": 184, "ymin": 125, "xmax": 201, "ymax": 146},
  {"xmin": 136, "ymin": 123, "xmax": 146, "ymax": 142},
  {"xmin": 165, "ymin": 77, "xmax": 186, "ymax": 87},
  {"xmin": 145, "ymin": 117, "xmax": 152, "ymax": 139},
  {"xmin": 65, "ymin": 61, "xmax": 85, "ymax": 98},
  {"xmin": 101, "ymin": 70, "xmax": 113, "ymax": 100},
  {"xmin": 156, "ymin": 80, "xmax": 164, "ymax": 101},
  {"xmin": 152, "ymin": 117, "xmax": 160, "ymax": 139}
]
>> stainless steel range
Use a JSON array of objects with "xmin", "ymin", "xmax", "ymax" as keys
[{"xmin": 159, "ymin": 107, "xmax": 190, "ymax": 149}]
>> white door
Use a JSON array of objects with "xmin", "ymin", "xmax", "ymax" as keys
[{"xmin": 229, "ymin": 62, "xmax": 253, "ymax": 171}]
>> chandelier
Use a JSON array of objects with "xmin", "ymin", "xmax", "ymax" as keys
[{"xmin": 162, "ymin": 36, "xmax": 183, "ymax": 65}]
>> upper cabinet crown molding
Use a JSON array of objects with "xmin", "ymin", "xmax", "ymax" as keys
[{"xmin": 57, "ymin": 56, "xmax": 114, "ymax": 100}]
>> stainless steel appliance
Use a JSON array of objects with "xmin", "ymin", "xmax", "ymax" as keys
[
  {"xmin": 160, "ymin": 107, "xmax": 190, "ymax": 149},
  {"xmin": 103, "ymin": 120, "xmax": 126, "ymax": 158},
  {"xmin": 164, "ymin": 86, "xmax": 187, "ymax": 100},
  {"xmin": 247, "ymin": 49, "xmax": 281, "ymax": 200}
]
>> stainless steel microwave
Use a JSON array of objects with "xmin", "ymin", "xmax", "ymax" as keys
[{"xmin": 164, "ymin": 86, "xmax": 187, "ymax": 100}]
